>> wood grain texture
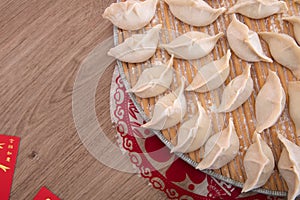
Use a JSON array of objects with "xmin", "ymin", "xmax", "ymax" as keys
[{"xmin": 0, "ymin": 0, "xmax": 166, "ymax": 199}]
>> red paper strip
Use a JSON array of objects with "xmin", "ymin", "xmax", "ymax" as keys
[
  {"xmin": 34, "ymin": 187, "xmax": 60, "ymax": 200},
  {"xmin": 0, "ymin": 135, "xmax": 20, "ymax": 200}
]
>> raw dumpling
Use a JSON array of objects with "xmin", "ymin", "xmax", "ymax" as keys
[
  {"xmin": 171, "ymin": 101, "xmax": 212, "ymax": 153},
  {"xmin": 227, "ymin": 14, "xmax": 273, "ymax": 63},
  {"xmin": 283, "ymin": 16, "xmax": 300, "ymax": 44},
  {"xmin": 242, "ymin": 133, "xmax": 274, "ymax": 193},
  {"xmin": 227, "ymin": 0, "xmax": 288, "ymax": 19},
  {"xmin": 196, "ymin": 117, "xmax": 239, "ymax": 170},
  {"xmin": 127, "ymin": 55, "xmax": 174, "ymax": 98},
  {"xmin": 164, "ymin": 0, "xmax": 226, "ymax": 27},
  {"xmin": 185, "ymin": 50, "xmax": 231, "ymax": 93},
  {"xmin": 277, "ymin": 134, "xmax": 300, "ymax": 200},
  {"xmin": 259, "ymin": 32, "xmax": 300, "ymax": 79},
  {"xmin": 255, "ymin": 70, "xmax": 286, "ymax": 133},
  {"xmin": 102, "ymin": 0, "xmax": 158, "ymax": 30},
  {"xmin": 288, "ymin": 81, "xmax": 300, "ymax": 137},
  {"xmin": 108, "ymin": 24, "xmax": 161, "ymax": 63},
  {"xmin": 160, "ymin": 31, "xmax": 224, "ymax": 60},
  {"xmin": 142, "ymin": 78, "xmax": 187, "ymax": 130},
  {"xmin": 214, "ymin": 64, "xmax": 253, "ymax": 113}
]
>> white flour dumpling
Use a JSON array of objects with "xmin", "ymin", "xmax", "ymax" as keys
[
  {"xmin": 255, "ymin": 70, "xmax": 286, "ymax": 133},
  {"xmin": 142, "ymin": 78, "xmax": 187, "ymax": 130},
  {"xmin": 160, "ymin": 31, "xmax": 224, "ymax": 60},
  {"xmin": 215, "ymin": 64, "xmax": 253, "ymax": 113},
  {"xmin": 242, "ymin": 133, "xmax": 274, "ymax": 193},
  {"xmin": 128, "ymin": 55, "xmax": 174, "ymax": 98},
  {"xmin": 227, "ymin": 14, "xmax": 272, "ymax": 63},
  {"xmin": 227, "ymin": 0, "xmax": 288, "ymax": 19},
  {"xmin": 277, "ymin": 134, "xmax": 300, "ymax": 200},
  {"xmin": 259, "ymin": 32, "xmax": 300, "ymax": 80},
  {"xmin": 172, "ymin": 101, "xmax": 212, "ymax": 153},
  {"xmin": 196, "ymin": 118, "xmax": 239, "ymax": 170},
  {"xmin": 283, "ymin": 16, "xmax": 300, "ymax": 44},
  {"xmin": 164, "ymin": 0, "xmax": 226, "ymax": 27},
  {"xmin": 108, "ymin": 24, "xmax": 161, "ymax": 63},
  {"xmin": 288, "ymin": 81, "xmax": 300, "ymax": 137},
  {"xmin": 102, "ymin": 0, "xmax": 158, "ymax": 30},
  {"xmin": 186, "ymin": 50, "xmax": 231, "ymax": 93}
]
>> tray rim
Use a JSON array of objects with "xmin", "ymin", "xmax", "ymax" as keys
[{"xmin": 113, "ymin": 17, "xmax": 287, "ymax": 199}]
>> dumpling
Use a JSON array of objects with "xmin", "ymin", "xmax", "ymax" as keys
[
  {"xmin": 102, "ymin": 0, "xmax": 158, "ymax": 30},
  {"xmin": 227, "ymin": 0, "xmax": 288, "ymax": 19},
  {"xmin": 185, "ymin": 50, "xmax": 231, "ymax": 93},
  {"xmin": 242, "ymin": 133, "xmax": 274, "ymax": 193},
  {"xmin": 160, "ymin": 31, "xmax": 224, "ymax": 60},
  {"xmin": 214, "ymin": 64, "xmax": 253, "ymax": 113},
  {"xmin": 196, "ymin": 117, "xmax": 239, "ymax": 170},
  {"xmin": 259, "ymin": 32, "xmax": 300, "ymax": 79},
  {"xmin": 288, "ymin": 81, "xmax": 300, "ymax": 137},
  {"xmin": 171, "ymin": 101, "xmax": 212, "ymax": 153},
  {"xmin": 142, "ymin": 78, "xmax": 187, "ymax": 130},
  {"xmin": 255, "ymin": 70, "xmax": 286, "ymax": 133},
  {"xmin": 108, "ymin": 24, "xmax": 161, "ymax": 63},
  {"xmin": 227, "ymin": 14, "xmax": 273, "ymax": 63},
  {"xmin": 127, "ymin": 55, "xmax": 174, "ymax": 98},
  {"xmin": 277, "ymin": 134, "xmax": 300, "ymax": 200},
  {"xmin": 283, "ymin": 16, "xmax": 300, "ymax": 44},
  {"xmin": 164, "ymin": 0, "xmax": 226, "ymax": 27}
]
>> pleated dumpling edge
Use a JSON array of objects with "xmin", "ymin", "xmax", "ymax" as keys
[
  {"xmin": 259, "ymin": 32, "xmax": 300, "ymax": 80},
  {"xmin": 160, "ymin": 31, "xmax": 224, "ymax": 60},
  {"xmin": 108, "ymin": 24, "xmax": 162, "ymax": 63},
  {"xmin": 164, "ymin": 0, "xmax": 226, "ymax": 27},
  {"xmin": 277, "ymin": 134, "xmax": 300, "ymax": 200},
  {"xmin": 141, "ymin": 78, "xmax": 187, "ymax": 130},
  {"xmin": 283, "ymin": 16, "xmax": 300, "ymax": 44},
  {"xmin": 227, "ymin": 0, "xmax": 288, "ymax": 19},
  {"xmin": 103, "ymin": 0, "xmax": 158, "ymax": 30},
  {"xmin": 227, "ymin": 14, "xmax": 273, "ymax": 63},
  {"xmin": 171, "ymin": 101, "xmax": 212, "ymax": 153},
  {"xmin": 214, "ymin": 64, "xmax": 253, "ymax": 113},
  {"xmin": 196, "ymin": 117, "xmax": 239, "ymax": 170},
  {"xmin": 255, "ymin": 70, "xmax": 286, "ymax": 133},
  {"xmin": 288, "ymin": 81, "xmax": 300, "ymax": 137},
  {"xmin": 242, "ymin": 133, "xmax": 274, "ymax": 193},
  {"xmin": 185, "ymin": 49, "xmax": 231, "ymax": 93},
  {"xmin": 127, "ymin": 54, "xmax": 174, "ymax": 98}
]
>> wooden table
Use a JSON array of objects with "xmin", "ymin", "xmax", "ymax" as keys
[{"xmin": 0, "ymin": 0, "xmax": 165, "ymax": 199}]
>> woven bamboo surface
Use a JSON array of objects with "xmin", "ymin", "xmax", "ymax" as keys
[{"xmin": 116, "ymin": 0, "xmax": 300, "ymax": 194}]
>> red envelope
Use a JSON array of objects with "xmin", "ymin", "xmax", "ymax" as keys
[
  {"xmin": 0, "ymin": 135, "xmax": 20, "ymax": 200},
  {"xmin": 34, "ymin": 187, "xmax": 60, "ymax": 200}
]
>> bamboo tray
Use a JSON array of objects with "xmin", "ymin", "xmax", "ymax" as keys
[{"xmin": 115, "ymin": 0, "xmax": 300, "ymax": 197}]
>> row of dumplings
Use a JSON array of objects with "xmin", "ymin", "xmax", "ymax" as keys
[
  {"xmin": 107, "ymin": 18, "xmax": 300, "ymax": 132},
  {"xmin": 103, "ymin": 0, "xmax": 293, "ymax": 30},
  {"xmin": 108, "ymin": 15, "xmax": 300, "ymax": 80},
  {"xmin": 103, "ymin": 0, "xmax": 300, "ymax": 199}
]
